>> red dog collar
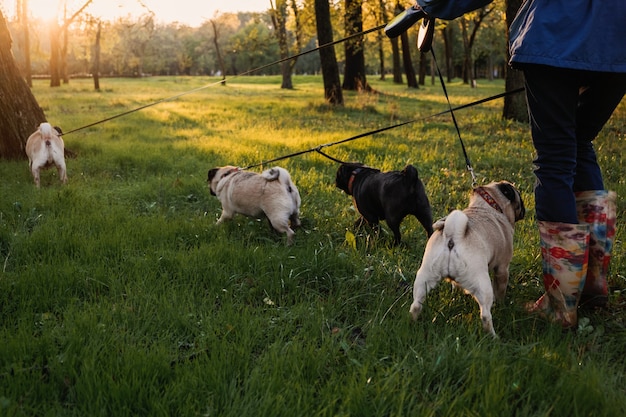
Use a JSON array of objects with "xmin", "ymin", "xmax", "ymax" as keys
[
  {"xmin": 347, "ymin": 168, "xmax": 363, "ymax": 195},
  {"xmin": 474, "ymin": 187, "xmax": 503, "ymax": 213}
]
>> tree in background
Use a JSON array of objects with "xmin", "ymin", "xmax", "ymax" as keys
[
  {"xmin": 503, "ymin": 0, "xmax": 527, "ymax": 122},
  {"xmin": 270, "ymin": 0, "xmax": 294, "ymax": 89},
  {"xmin": 372, "ymin": 0, "xmax": 389, "ymax": 81},
  {"xmin": 342, "ymin": 0, "xmax": 370, "ymax": 91},
  {"xmin": 15, "ymin": 0, "xmax": 32, "ymax": 87},
  {"xmin": 399, "ymin": 24, "xmax": 417, "ymax": 88},
  {"xmin": 49, "ymin": 0, "xmax": 94, "ymax": 86},
  {"xmin": 458, "ymin": 5, "xmax": 494, "ymax": 86},
  {"xmin": 314, "ymin": 0, "xmax": 343, "ymax": 104},
  {"xmin": 0, "ymin": 9, "xmax": 46, "ymax": 160},
  {"xmin": 92, "ymin": 20, "xmax": 101, "ymax": 90}
]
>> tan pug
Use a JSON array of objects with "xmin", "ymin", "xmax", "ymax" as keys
[
  {"xmin": 207, "ymin": 166, "xmax": 301, "ymax": 245},
  {"xmin": 25, "ymin": 123, "xmax": 67, "ymax": 188},
  {"xmin": 409, "ymin": 181, "xmax": 525, "ymax": 337}
]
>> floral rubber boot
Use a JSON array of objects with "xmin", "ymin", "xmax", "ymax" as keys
[
  {"xmin": 575, "ymin": 190, "xmax": 617, "ymax": 308},
  {"xmin": 527, "ymin": 221, "xmax": 590, "ymax": 329}
]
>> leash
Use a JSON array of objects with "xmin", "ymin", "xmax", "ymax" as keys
[
  {"xmin": 241, "ymin": 87, "xmax": 524, "ymax": 170},
  {"xmin": 60, "ymin": 24, "xmax": 385, "ymax": 137},
  {"xmin": 56, "ymin": 19, "xmax": 523, "ymax": 183},
  {"xmin": 430, "ymin": 49, "xmax": 477, "ymax": 187}
]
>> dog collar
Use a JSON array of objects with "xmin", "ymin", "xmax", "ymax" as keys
[
  {"xmin": 224, "ymin": 167, "xmax": 240, "ymax": 177},
  {"xmin": 475, "ymin": 187, "xmax": 503, "ymax": 213},
  {"xmin": 347, "ymin": 168, "xmax": 363, "ymax": 194}
]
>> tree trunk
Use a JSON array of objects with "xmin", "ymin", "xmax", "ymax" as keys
[
  {"xmin": 19, "ymin": 0, "xmax": 32, "ymax": 87},
  {"xmin": 391, "ymin": 3, "xmax": 403, "ymax": 84},
  {"xmin": 92, "ymin": 21, "xmax": 101, "ymax": 91},
  {"xmin": 289, "ymin": 0, "xmax": 303, "ymax": 76},
  {"xmin": 210, "ymin": 20, "xmax": 227, "ymax": 85},
  {"xmin": 442, "ymin": 24, "xmax": 454, "ymax": 82},
  {"xmin": 314, "ymin": 0, "xmax": 343, "ymax": 105},
  {"xmin": 342, "ymin": 0, "xmax": 369, "ymax": 91},
  {"xmin": 391, "ymin": 36, "xmax": 402, "ymax": 84},
  {"xmin": 49, "ymin": 21, "xmax": 61, "ymax": 87},
  {"xmin": 50, "ymin": 1, "xmax": 94, "ymax": 86},
  {"xmin": 400, "ymin": 31, "xmax": 418, "ymax": 88},
  {"xmin": 460, "ymin": 19, "xmax": 472, "ymax": 85},
  {"xmin": 62, "ymin": 25, "xmax": 69, "ymax": 84},
  {"xmin": 0, "ymin": 10, "xmax": 46, "ymax": 160},
  {"xmin": 271, "ymin": 0, "xmax": 293, "ymax": 89},
  {"xmin": 503, "ymin": 0, "xmax": 528, "ymax": 122},
  {"xmin": 377, "ymin": 0, "xmax": 387, "ymax": 80},
  {"xmin": 418, "ymin": 51, "xmax": 428, "ymax": 85}
]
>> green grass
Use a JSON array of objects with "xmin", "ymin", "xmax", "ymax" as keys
[{"xmin": 1, "ymin": 75, "xmax": 625, "ymax": 416}]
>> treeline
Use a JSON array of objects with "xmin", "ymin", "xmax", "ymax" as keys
[{"xmin": 6, "ymin": 0, "xmax": 506, "ymax": 82}]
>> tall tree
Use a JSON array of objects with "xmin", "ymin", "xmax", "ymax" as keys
[
  {"xmin": 458, "ymin": 6, "xmax": 493, "ymax": 87},
  {"xmin": 391, "ymin": 2, "xmax": 403, "ymax": 84},
  {"xmin": 289, "ymin": 0, "xmax": 304, "ymax": 74},
  {"xmin": 210, "ymin": 19, "xmax": 227, "ymax": 83},
  {"xmin": 92, "ymin": 20, "xmax": 101, "ymax": 90},
  {"xmin": 49, "ymin": 0, "xmax": 94, "ymax": 87},
  {"xmin": 0, "ymin": 9, "xmax": 46, "ymax": 160},
  {"xmin": 400, "ymin": 29, "xmax": 418, "ymax": 88},
  {"xmin": 418, "ymin": 50, "xmax": 428, "ymax": 85},
  {"xmin": 441, "ymin": 23, "xmax": 454, "ymax": 82},
  {"xmin": 374, "ymin": 0, "xmax": 388, "ymax": 80},
  {"xmin": 342, "ymin": 0, "xmax": 369, "ymax": 91},
  {"xmin": 314, "ymin": 0, "xmax": 343, "ymax": 104},
  {"xmin": 18, "ymin": 0, "xmax": 32, "ymax": 87},
  {"xmin": 270, "ymin": 0, "xmax": 293, "ymax": 89},
  {"xmin": 503, "ymin": 0, "xmax": 527, "ymax": 122}
]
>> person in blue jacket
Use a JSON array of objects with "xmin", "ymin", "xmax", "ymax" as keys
[{"xmin": 387, "ymin": 1, "xmax": 626, "ymax": 329}]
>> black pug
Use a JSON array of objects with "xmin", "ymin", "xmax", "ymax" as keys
[{"xmin": 335, "ymin": 162, "xmax": 434, "ymax": 245}]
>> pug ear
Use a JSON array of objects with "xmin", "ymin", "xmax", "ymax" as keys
[
  {"xmin": 207, "ymin": 168, "xmax": 219, "ymax": 183},
  {"xmin": 497, "ymin": 182, "xmax": 517, "ymax": 203},
  {"xmin": 498, "ymin": 182, "xmax": 526, "ymax": 221}
]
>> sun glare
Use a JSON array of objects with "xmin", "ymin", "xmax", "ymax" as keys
[
  {"xmin": 14, "ymin": 0, "xmax": 144, "ymax": 24},
  {"xmin": 3, "ymin": 0, "xmax": 270, "ymax": 27},
  {"xmin": 21, "ymin": 0, "xmax": 61, "ymax": 22}
]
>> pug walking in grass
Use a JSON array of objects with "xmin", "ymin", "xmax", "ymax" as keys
[
  {"xmin": 409, "ymin": 181, "xmax": 525, "ymax": 337},
  {"xmin": 335, "ymin": 162, "xmax": 434, "ymax": 245},
  {"xmin": 25, "ymin": 122, "xmax": 67, "ymax": 188},
  {"xmin": 207, "ymin": 166, "xmax": 301, "ymax": 245}
]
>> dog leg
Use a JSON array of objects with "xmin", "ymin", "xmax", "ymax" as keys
[
  {"xmin": 268, "ymin": 216, "xmax": 296, "ymax": 245},
  {"xmin": 386, "ymin": 218, "xmax": 402, "ymax": 245},
  {"xmin": 409, "ymin": 267, "xmax": 442, "ymax": 320},
  {"xmin": 216, "ymin": 210, "xmax": 234, "ymax": 224},
  {"xmin": 57, "ymin": 162, "xmax": 68, "ymax": 185},
  {"xmin": 416, "ymin": 215, "xmax": 434, "ymax": 237},
  {"xmin": 31, "ymin": 166, "xmax": 41, "ymax": 188},
  {"xmin": 470, "ymin": 274, "xmax": 497, "ymax": 337},
  {"xmin": 492, "ymin": 265, "xmax": 509, "ymax": 303}
]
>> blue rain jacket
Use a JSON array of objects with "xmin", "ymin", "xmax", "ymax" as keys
[
  {"xmin": 418, "ymin": 0, "xmax": 626, "ymax": 73},
  {"xmin": 416, "ymin": 0, "xmax": 492, "ymax": 20},
  {"xmin": 509, "ymin": 0, "xmax": 626, "ymax": 72}
]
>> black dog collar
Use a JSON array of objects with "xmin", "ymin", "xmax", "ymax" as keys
[{"xmin": 474, "ymin": 187, "xmax": 503, "ymax": 213}]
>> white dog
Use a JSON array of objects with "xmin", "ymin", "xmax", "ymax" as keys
[
  {"xmin": 409, "ymin": 181, "xmax": 525, "ymax": 337},
  {"xmin": 25, "ymin": 122, "xmax": 67, "ymax": 188},
  {"xmin": 207, "ymin": 166, "xmax": 301, "ymax": 245}
]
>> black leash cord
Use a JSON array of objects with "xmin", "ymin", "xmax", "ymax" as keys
[
  {"xmin": 61, "ymin": 24, "xmax": 386, "ymax": 137},
  {"xmin": 241, "ymin": 87, "xmax": 524, "ymax": 170},
  {"xmin": 430, "ymin": 48, "xmax": 477, "ymax": 186}
]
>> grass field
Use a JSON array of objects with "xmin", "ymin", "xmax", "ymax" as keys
[{"xmin": 1, "ymin": 75, "xmax": 625, "ymax": 416}]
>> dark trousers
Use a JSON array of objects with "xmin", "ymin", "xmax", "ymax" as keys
[{"xmin": 522, "ymin": 64, "xmax": 626, "ymax": 223}]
